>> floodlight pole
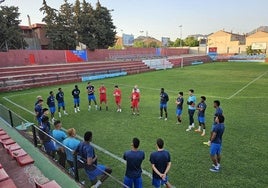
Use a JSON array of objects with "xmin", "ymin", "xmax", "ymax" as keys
[{"xmin": 179, "ymin": 25, "xmax": 183, "ymax": 47}]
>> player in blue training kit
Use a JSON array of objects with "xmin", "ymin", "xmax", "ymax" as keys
[
  {"xmin": 175, "ymin": 92, "xmax": 184, "ymax": 124},
  {"xmin": 72, "ymin": 85, "xmax": 81, "ymax": 113},
  {"xmin": 186, "ymin": 89, "xmax": 196, "ymax": 131},
  {"xmin": 34, "ymin": 99, "xmax": 43, "ymax": 125},
  {"xmin": 39, "ymin": 108, "xmax": 56, "ymax": 158},
  {"xmin": 56, "ymin": 88, "xmax": 68, "ymax": 118},
  {"xmin": 75, "ymin": 131, "xmax": 112, "ymax": 187},
  {"xmin": 204, "ymin": 100, "xmax": 224, "ymax": 146},
  {"xmin": 150, "ymin": 138, "xmax": 172, "ymax": 188},
  {"xmin": 123, "ymin": 138, "xmax": 145, "ymax": 188},
  {"xmin": 209, "ymin": 114, "xmax": 225, "ymax": 172},
  {"xmin": 87, "ymin": 82, "xmax": 98, "ymax": 111},
  {"xmin": 195, "ymin": 96, "xmax": 207, "ymax": 136},
  {"xmin": 47, "ymin": 91, "xmax": 56, "ymax": 122},
  {"xmin": 159, "ymin": 88, "xmax": 169, "ymax": 121}
]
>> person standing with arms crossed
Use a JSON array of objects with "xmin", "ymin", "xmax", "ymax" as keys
[
  {"xmin": 72, "ymin": 85, "xmax": 81, "ymax": 113},
  {"xmin": 56, "ymin": 88, "xmax": 68, "ymax": 118},
  {"xmin": 87, "ymin": 82, "xmax": 98, "ymax": 111},
  {"xmin": 159, "ymin": 88, "xmax": 169, "ymax": 121},
  {"xmin": 113, "ymin": 85, "xmax": 122, "ymax": 112},
  {"xmin": 186, "ymin": 89, "xmax": 196, "ymax": 131},
  {"xmin": 99, "ymin": 83, "xmax": 108, "ymax": 111},
  {"xmin": 175, "ymin": 91, "xmax": 184, "ymax": 124}
]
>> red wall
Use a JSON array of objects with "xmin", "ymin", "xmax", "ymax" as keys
[{"xmin": 0, "ymin": 48, "xmax": 189, "ymax": 67}]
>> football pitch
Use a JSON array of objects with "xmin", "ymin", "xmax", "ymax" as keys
[{"xmin": 0, "ymin": 62, "xmax": 267, "ymax": 187}]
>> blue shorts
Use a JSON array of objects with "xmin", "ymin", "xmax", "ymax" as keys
[
  {"xmin": 44, "ymin": 140, "xmax": 56, "ymax": 153},
  {"xmin": 176, "ymin": 109, "xmax": 182, "ymax": 116},
  {"xmin": 74, "ymin": 98, "xmax": 80, "ymax": 105},
  {"xmin": 152, "ymin": 176, "xmax": 168, "ymax": 188},
  {"xmin": 88, "ymin": 95, "xmax": 96, "ymax": 101},
  {"xmin": 124, "ymin": 176, "xmax": 142, "ymax": 188},
  {"xmin": 210, "ymin": 143, "xmax": 222, "ymax": 156},
  {"xmin": 85, "ymin": 165, "xmax": 106, "ymax": 181},
  {"xmin": 160, "ymin": 103, "xmax": 167, "ymax": 109},
  {"xmin": 198, "ymin": 116, "xmax": 205, "ymax": 123},
  {"xmin": 49, "ymin": 107, "xmax": 56, "ymax": 114},
  {"xmin": 58, "ymin": 102, "xmax": 65, "ymax": 108}
]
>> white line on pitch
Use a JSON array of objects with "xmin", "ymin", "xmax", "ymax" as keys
[
  {"xmin": 227, "ymin": 71, "xmax": 267, "ymax": 99},
  {"xmin": 2, "ymin": 96, "xmax": 152, "ymax": 179}
]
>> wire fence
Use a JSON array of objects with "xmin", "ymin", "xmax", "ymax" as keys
[{"xmin": 0, "ymin": 104, "xmax": 129, "ymax": 187}]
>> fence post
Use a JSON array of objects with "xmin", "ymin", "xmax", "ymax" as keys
[
  {"xmin": 8, "ymin": 110, "xmax": 14, "ymax": 127},
  {"xmin": 73, "ymin": 154, "xmax": 79, "ymax": 182},
  {"xmin": 32, "ymin": 125, "xmax": 38, "ymax": 147}
]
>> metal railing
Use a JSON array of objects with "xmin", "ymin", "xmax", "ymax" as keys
[{"xmin": 0, "ymin": 104, "xmax": 128, "ymax": 187}]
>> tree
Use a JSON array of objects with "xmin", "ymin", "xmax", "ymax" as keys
[
  {"xmin": 0, "ymin": 6, "xmax": 27, "ymax": 50},
  {"xmin": 93, "ymin": 1, "xmax": 116, "ymax": 49},
  {"xmin": 184, "ymin": 36, "xmax": 199, "ymax": 47},
  {"xmin": 133, "ymin": 41, "xmax": 146, "ymax": 48},
  {"xmin": 148, "ymin": 41, "xmax": 159, "ymax": 48},
  {"xmin": 172, "ymin": 38, "xmax": 184, "ymax": 47}
]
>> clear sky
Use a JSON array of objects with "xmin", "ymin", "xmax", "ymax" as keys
[{"xmin": 2, "ymin": 0, "xmax": 268, "ymax": 40}]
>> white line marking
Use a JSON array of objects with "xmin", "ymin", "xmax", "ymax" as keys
[
  {"xmin": 227, "ymin": 71, "xmax": 267, "ymax": 99},
  {"xmin": 2, "ymin": 97, "xmax": 152, "ymax": 179}
]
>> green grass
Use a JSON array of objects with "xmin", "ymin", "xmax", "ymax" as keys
[{"xmin": 0, "ymin": 62, "xmax": 268, "ymax": 187}]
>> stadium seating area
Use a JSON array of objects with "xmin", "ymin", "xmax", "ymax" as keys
[
  {"xmin": 0, "ymin": 128, "xmax": 61, "ymax": 188},
  {"xmin": 142, "ymin": 59, "xmax": 173, "ymax": 70},
  {"xmin": 0, "ymin": 61, "xmax": 152, "ymax": 92},
  {"xmin": 168, "ymin": 55, "xmax": 212, "ymax": 67}
]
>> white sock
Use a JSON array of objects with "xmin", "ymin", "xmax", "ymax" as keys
[
  {"xmin": 203, "ymin": 129, "xmax": 206, "ymax": 134},
  {"xmin": 95, "ymin": 180, "xmax": 102, "ymax": 187},
  {"xmin": 198, "ymin": 126, "xmax": 201, "ymax": 131}
]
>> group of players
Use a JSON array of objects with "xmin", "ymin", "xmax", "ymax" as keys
[{"xmin": 34, "ymin": 83, "xmax": 225, "ymax": 188}]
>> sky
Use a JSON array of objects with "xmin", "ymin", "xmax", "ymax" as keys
[{"xmin": 1, "ymin": 0, "xmax": 268, "ymax": 40}]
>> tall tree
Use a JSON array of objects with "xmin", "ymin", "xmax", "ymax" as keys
[
  {"xmin": 58, "ymin": 0, "xmax": 76, "ymax": 49},
  {"xmin": 184, "ymin": 37, "xmax": 199, "ymax": 47},
  {"xmin": 0, "ymin": 6, "xmax": 27, "ymax": 50},
  {"xmin": 94, "ymin": 1, "xmax": 116, "ymax": 49},
  {"xmin": 40, "ymin": 0, "xmax": 59, "ymax": 49}
]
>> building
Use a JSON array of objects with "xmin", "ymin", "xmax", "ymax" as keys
[
  {"xmin": 20, "ymin": 23, "xmax": 49, "ymax": 50},
  {"xmin": 207, "ymin": 30, "xmax": 246, "ymax": 54},
  {"xmin": 246, "ymin": 31, "xmax": 268, "ymax": 53}
]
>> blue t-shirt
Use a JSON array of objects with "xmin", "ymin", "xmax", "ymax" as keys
[
  {"xmin": 197, "ymin": 102, "xmax": 207, "ymax": 117},
  {"xmin": 87, "ymin": 85, "xmax": 95, "ymax": 96},
  {"xmin": 123, "ymin": 150, "xmax": 145, "ymax": 178},
  {"xmin": 72, "ymin": 88, "xmax": 80, "ymax": 99},
  {"xmin": 56, "ymin": 91, "xmax": 64, "ymax": 103},
  {"xmin": 176, "ymin": 97, "xmax": 184, "ymax": 110},
  {"xmin": 187, "ymin": 95, "xmax": 196, "ymax": 110},
  {"xmin": 63, "ymin": 137, "xmax": 80, "ymax": 161},
  {"xmin": 150, "ymin": 150, "xmax": 171, "ymax": 179},
  {"xmin": 47, "ymin": 95, "xmax": 55, "ymax": 107},
  {"xmin": 160, "ymin": 92, "xmax": 169, "ymax": 104},
  {"xmin": 52, "ymin": 129, "xmax": 67, "ymax": 150},
  {"xmin": 212, "ymin": 123, "xmax": 225, "ymax": 144},
  {"xmin": 76, "ymin": 142, "xmax": 97, "ymax": 170},
  {"xmin": 214, "ymin": 107, "xmax": 223, "ymax": 118},
  {"xmin": 34, "ymin": 104, "xmax": 43, "ymax": 119}
]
